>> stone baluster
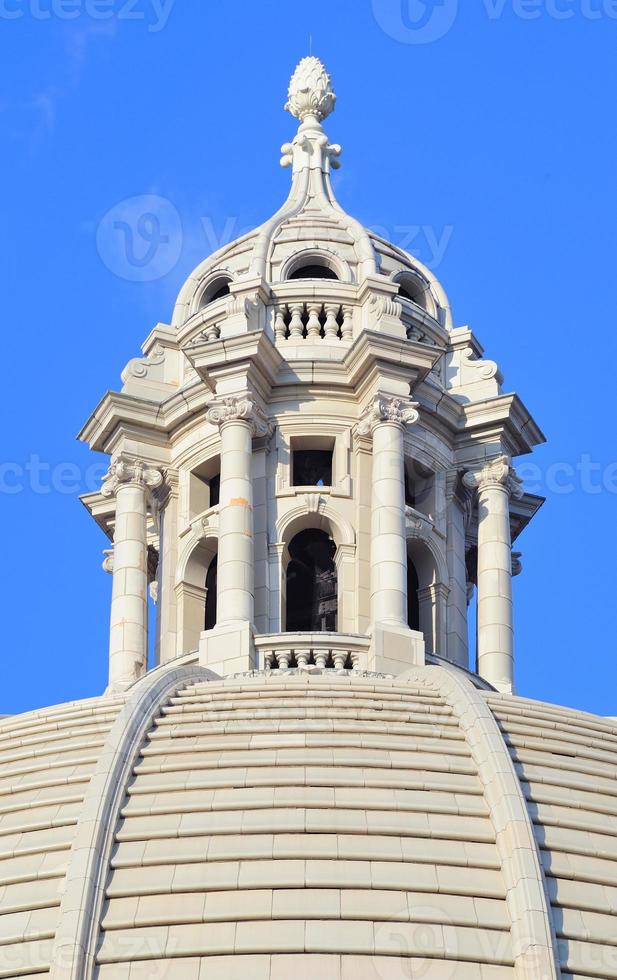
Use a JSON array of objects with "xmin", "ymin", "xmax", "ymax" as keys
[
  {"xmin": 306, "ymin": 303, "xmax": 321, "ymax": 339},
  {"xmin": 464, "ymin": 456, "xmax": 523, "ymax": 693},
  {"xmin": 101, "ymin": 456, "xmax": 164, "ymax": 692},
  {"xmin": 358, "ymin": 394, "xmax": 419, "ymax": 630},
  {"xmin": 289, "ymin": 303, "xmax": 304, "ymax": 338},
  {"xmin": 274, "ymin": 306, "xmax": 287, "ymax": 343},
  {"xmin": 334, "ymin": 650, "xmax": 347, "ymax": 671},
  {"xmin": 315, "ymin": 649, "xmax": 327, "ymax": 670},
  {"xmin": 324, "ymin": 303, "xmax": 339, "ymax": 339},
  {"xmin": 278, "ymin": 650, "xmax": 291, "ymax": 671},
  {"xmin": 206, "ymin": 395, "xmax": 271, "ymax": 629},
  {"xmin": 296, "ymin": 648, "xmax": 310, "ymax": 669},
  {"xmin": 341, "ymin": 305, "xmax": 353, "ymax": 341}
]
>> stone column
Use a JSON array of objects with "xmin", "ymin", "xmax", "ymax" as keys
[
  {"xmin": 464, "ymin": 456, "xmax": 523, "ymax": 693},
  {"xmin": 445, "ymin": 470, "xmax": 471, "ymax": 669},
  {"xmin": 158, "ymin": 470, "xmax": 179, "ymax": 665},
  {"xmin": 358, "ymin": 394, "xmax": 425, "ymax": 673},
  {"xmin": 101, "ymin": 456, "xmax": 163, "ymax": 692},
  {"xmin": 201, "ymin": 395, "xmax": 270, "ymax": 674}
]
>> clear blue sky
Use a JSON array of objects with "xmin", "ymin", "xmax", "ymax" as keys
[{"xmin": 1, "ymin": 0, "xmax": 616, "ymax": 715}]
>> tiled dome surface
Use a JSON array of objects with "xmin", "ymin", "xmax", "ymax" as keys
[{"xmin": 0, "ymin": 668, "xmax": 616, "ymax": 980}]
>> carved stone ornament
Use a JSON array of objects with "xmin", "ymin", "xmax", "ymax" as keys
[
  {"xmin": 102, "ymin": 549, "xmax": 114, "ymax": 574},
  {"xmin": 121, "ymin": 343, "xmax": 165, "ymax": 383},
  {"xmin": 357, "ymin": 395, "xmax": 420, "ymax": 437},
  {"xmin": 206, "ymin": 395, "xmax": 272, "ymax": 438},
  {"xmin": 285, "ymin": 56, "xmax": 336, "ymax": 122},
  {"xmin": 101, "ymin": 456, "xmax": 164, "ymax": 498},
  {"xmin": 462, "ymin": 455, "xmax": 524, "ymax": 500},
  {"xmin": 511, "ymin": 551, "xmax": 523, "ymax": 577}
]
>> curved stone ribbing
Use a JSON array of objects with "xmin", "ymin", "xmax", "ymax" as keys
[
  {"xmin": 48, "ymin": 664, "xmax": 215, "ymax": 980},
  {"xmin": 92, "ymin": 670, "xmax": 515, "ymax": 979},
  {"xmin": 2, "ymin": 669, "xmax": 616, "ymax": 980},
  {"xmin": 488, "ymin": 693, "xmax": 617, "ymax": 980},
  {"xmin": 0, "ymin": 695, "xmax": 126, "ymax": 979},
  {"xmin": 416, "ymin": 668, "xmax": 562, "ymax": 979}
]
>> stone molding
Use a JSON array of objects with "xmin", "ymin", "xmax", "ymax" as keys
[
  {"xmin": 356, "ymin": 394, "xmax": 420, "ymax": 437},
  {"xmin": 206, "ymin": 394, "xmax": 271, "ymax": 438},
  {"xmin": 100, "ymin": 455, "xmax": 164, "ymax": 498},
  {"xmin": 402, "ymin": 665, "xmax": 562, "ymax": 980},
  {"xmin": 463, "ymin": 454, "xmax": 524, "ymax": 499},
  {"xmin": 48, "ymin": 663, "xmax": 217, "ymax": 980}
]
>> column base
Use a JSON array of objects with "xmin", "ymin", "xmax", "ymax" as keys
[
  {"xmin": 368, "ymin": 622, "xmax": 425, "ymax": 676},
  {"xmin": 199, "ymin": 621, "xmax": 256, "ymax": 677}
]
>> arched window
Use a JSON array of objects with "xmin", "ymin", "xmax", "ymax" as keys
[
  {"xmin": 286, "ymin": 529, "xmax": 337, "ymax": 632},
  {"xmin": 396, "ymin": 271, "xmax": 429, "ymax": 311},
  {"xmin": 289, "ymin": 264, "xmax": 338, "ymax": 281},
  {"xmin": 204, "ymin": 555, "xmax": 218, "ymax": 631},
  {"xmin": 407, "ymin": 556, "xmax": 420, "ymax": 631},
  {"xmin": 199, "ymin": 276, "xmax": 231, "ymax": 308}
]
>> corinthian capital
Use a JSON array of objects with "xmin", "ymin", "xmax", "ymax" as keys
[
  {"xmin": 101, "ymin": 455, "xmax": 164, "ymax": 498},
  {"xmin": 357, "ymin": 394, "xmax": 420, "ymax": 437},
  {"xmin": 206, "ymin": 395, "xmax": 271, "ymax": 438},
  {"xmin": 463, "ymin": 455, "xmax": 523, "ymax": 499}
]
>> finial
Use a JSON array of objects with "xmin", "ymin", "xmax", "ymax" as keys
[{"xmin": 285, "ymin": 56, "xmax": 336, "ymax": 124}]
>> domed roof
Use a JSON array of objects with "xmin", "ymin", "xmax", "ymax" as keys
[
  {"xmin": 171, "ymin": 57, "xmax": 452, "ymax": 332},
  {"xmin": 2, "ymin": 660, "xmax": 616, "ymax": 979}
]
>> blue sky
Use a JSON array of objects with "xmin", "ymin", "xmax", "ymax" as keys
[{"xmin": 1, "ymin": 0, "xmax": 616, "ymax": 715}]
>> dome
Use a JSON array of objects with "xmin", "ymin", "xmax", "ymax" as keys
[
  {"xmin": 2, "ymin": 660, "xmax": 616, "ymax": 979},
  {"xmin": 11, "ymin": 55, "xmax": 615, "ymax": 980},
  {"xmin": 170, "ymin": 56, "xmax": 452, "ymax": 336}
]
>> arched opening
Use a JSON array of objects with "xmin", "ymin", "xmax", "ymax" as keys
[
  {"xmin": 396, "ymin": 271, "xmax": 430, "ymax": 312},
  {"xmin": 407, "ymin": 557, "xmax": 420, "ymax": 631},
  {"xmin": 176, "ymin": 536, "xmax": 218, "ymax": 655},
  {"xmin": 406, "ymin": 538, "xmax": 448, "ymax": 656},
  {"xmin": 286, "ymin": 528, "xmax": 337, "ymax": 632},
  {"xmin": 204, "ymin": 555, "xmax": 218, "ymax": 631},
  {"xmin": 289, "ymin": 264, "xmax": 338, "ymax": 281},
  {"xmin": 199, "ymin": 276, "xmax": 231, "ymax": 308}
]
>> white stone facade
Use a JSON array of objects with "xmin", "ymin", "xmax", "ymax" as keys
[
  {"xmin": 4, "ymin": 58, "xmax": 616, "ymax": 980},
  {"xmin": 79, "ymin": 57, "xmax": 544, "ymax": 696}
]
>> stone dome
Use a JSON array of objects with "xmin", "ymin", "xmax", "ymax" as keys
[
  {"xmin": 170, "ymin": 56, "xmax": 452, "ymax": 338},
  {"xmin": 9, "ymin": 55, "xmax": 616, "ymax": 980},
  {"xmin": 1, "ymin": 659, "xmax": 616, "ymax": 979}
]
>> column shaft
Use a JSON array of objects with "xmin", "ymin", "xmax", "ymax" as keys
[
  {"xmin": 370, "ymin": 421, "xmax": 408, "ymax": 627},
  {"xmin": 476, "ymin": 482, "xmax": 514, "ymax": 691},
  {"xmin": 217, "ymin": 419, "xmax": 255, "ymax": 625},
  {"xmin": 108, "ymin": 482, "xmax": 149, "ymax": 690}
]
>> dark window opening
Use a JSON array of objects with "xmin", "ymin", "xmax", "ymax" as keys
[
  {"xmin": 293, "ymin": 449, "xmax": 333, "ymax": 487},
  {"xmin": 289, "ymin": 264, "xmax": 338, "ymax": 281},
  {"xmin": 407, "ymin": 557, "xmax": 420, "ymax": 631},
  {"xmin": 286, "ymin": 529, "xmax": 337, "ymax": 632},
  {"xmin": 208, "ymin": 282, "xmax": 230, "ymax": 302},
  {"xmin": 209, "ymin": 474, "xmax": 220, "ymax": 508},
  {"xmin": 200, "ymin": 278, "xmax": 231, "ymax": 307},
  {"xmin": 204, "ymin": 555, "xmax": 218, "ymax": 631},
  {"xmin": 404, "ymin": 470, "xmax": 416, "ymax": 508}
]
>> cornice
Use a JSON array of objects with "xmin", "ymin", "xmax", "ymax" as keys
[{"xmin": 458, "ymin": 393, "xmax": 546, "ymax": 456}]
